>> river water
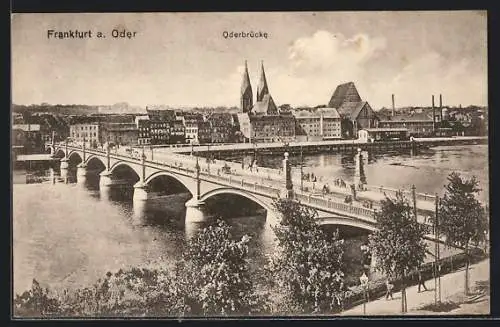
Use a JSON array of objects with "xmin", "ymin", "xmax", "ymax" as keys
[{"xmin": 13, "ymin": 145, "xmax": 489, "ymax": 295}]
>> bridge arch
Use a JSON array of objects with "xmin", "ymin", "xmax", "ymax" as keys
[
  {"xmin": 316, "ymin": 216, "xmax": 377, "ymax": 233},
  {"xmin": 68, "ymin": 151, "xmax": 82, "ymax": 162},
  {"xmin": 54, "ymin": 148, "xmax": 66, "ymax": 158},
  {"xmin": 85, "ymin": 155, "xmax": 106, "ymax": 169},
  {"xmin": 200, "ymin": 187, "xmax": 274, "ymax": 215},
  {"xmin": 109, "ymin": 162, "xmax": 141, "ymax": 180},
  {"xmin": 144, "ymin": 171, "xmax": 194, "ymax": 196}
]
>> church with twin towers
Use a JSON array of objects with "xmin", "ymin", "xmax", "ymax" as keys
[{"xmin": 237, "ymin": 60, "xmax": 296, "ymax": 143}]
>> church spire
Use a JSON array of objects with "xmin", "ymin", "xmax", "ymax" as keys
[
  {"xmin": 256, "ymin": 60, "xmax": 269, "ymax": 102},
  {"xmin": 240, "ymin": 60, "xmax": 253, "ymax": 113}
]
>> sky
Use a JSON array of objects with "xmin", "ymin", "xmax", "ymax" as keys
[{"xmin": 11, "ymin": 11, "xmax": 488, "ymax": 109}]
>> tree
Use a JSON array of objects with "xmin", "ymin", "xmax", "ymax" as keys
[
  {"xmin": 183, "ymin": 220, "xmax": 265, "ymax": 316},
  {"xmin": 14, "ymin": 279, "xmax": 61, "ymax": 317},
  {"xmin": 436, "ymin": 172, "xmax": 487, "ymax": 295},
  {"xmin": 268, "ymin": 199, "xmax": 346, "ymax": 314},
  {"xmin": 368, "ymin": 192, "xmax": 428, "ymax": 313}
]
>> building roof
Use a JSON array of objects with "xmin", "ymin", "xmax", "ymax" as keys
[
  {"xmin": 252, "ymin": 94, "xmax": 278, "ymax": 115},
  {"xmin": 249, "ymin": 114, "xmax": 295, "ymax": 122},
  {"xmin": 241, "ymin": 60, "xmax": 252, "ymax": 97},
  {"xmin": 147, "ymin": 109, "xmax": 176, "ymax": 122},
  {"xmin": 293, "ymin": 107, "xmax": 341, "ymax": 119},
  {"xmin": 327, "ymin": 82, "xmax": 362, "ymax": 108},
  {"xmin": 293, "ymin": 110, "xmax": 316, "ymax": 118},
  {"xmin": 12, "ymin": 124, "xmax": 41, "ymax": 132},
  {"xmin": 338, "ymin": 101, "xmax": 369, "ymax": 120},
  {"xmin": 256, "ymin": 61, "xmax": 270, "ymax": 102},
  {"xmin": 316, "ymin": 107, "xmax": 341, "ymax": 119},
  {"xmin": 207, "ymin": 113, "xmax": 234, "ymax": 127}
]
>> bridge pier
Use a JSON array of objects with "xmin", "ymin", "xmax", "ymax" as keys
[
  {"xmin": 60, "ymin": 157, "xmax": 69, "ymax": 170},
  {"xmin": 76, "ymin": 163, "xmax": 87, "ymax": 177},
  {"xmin": 133, "ymin": 182, "xmax": 150, "ymax": 202},
  {"xmin": 76, "ymin": 163, "xmax": 88, "ymax": 185},
  {"xmin": 354, "ymin": 148, "xmax": 366, "ymax": 187},
  {"xmin": 185, "ymin": 198, "xmax": 207, "ymax": 223},
  {"xmin": 99, "ymin": 170, "xmax": 113, "ymax": 187},
  {"xmin": 59, "ymin": 157, "xmax": 69, "ymax": 181},
  {"xmin": 281, "ymin": 152, "xmax": 294, "ymax": 199}
]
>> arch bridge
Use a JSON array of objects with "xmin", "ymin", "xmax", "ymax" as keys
[{"xmin": 46, "ymin": 141, "xmax": 384, "ymax": 232}]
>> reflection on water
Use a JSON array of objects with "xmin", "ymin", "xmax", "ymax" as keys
[{"xmin": 13, "ymin": 145, "xmax": 488, "ymax": 295}]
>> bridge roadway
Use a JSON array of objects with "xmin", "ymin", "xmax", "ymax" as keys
[
  {"xmin": 47, "ymin": 142, "xmax": 442, "ymax": 241},
  {"xmin": 58, "ymin": 141, "xmax": 437, "ymax": 214},
  {"xmin": 118, "ymin": 143, "xmax": 437, "ymax": 214}
]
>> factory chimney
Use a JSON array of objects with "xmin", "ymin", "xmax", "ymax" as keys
[
  {"xmin": 432, "ymin": 95, "xmax": 435, "ymax": 132},
  {"xmin": 392, "ymin": 94, "xmax": 395, "ymax": 116},
  {"xmin": 439, "ymin": 94, "xmax": 443, "ymax": 121}
]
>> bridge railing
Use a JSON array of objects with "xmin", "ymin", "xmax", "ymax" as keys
[
  {"xmin": 199, "ymin": 170, "xmax": 282, "ymax": 198},
  {"xmin": 363, "ymin": 184, "xmax": 436, "ymax": 202},
  {"xmin": 294, "ymin": 192, "xmax": 376, "ymax": 220},
  {"xmin": 65, "ymin": 144, "xmax": 415, "ymax": 220}
]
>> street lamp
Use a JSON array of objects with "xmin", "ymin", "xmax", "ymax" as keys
[
  {"xmin": 253, "ymin": 142, "xmax": 258, "ymax": 167},
  {"xmin": 359, "ymin": 272, "xmax": 369, "ymax": 315}
]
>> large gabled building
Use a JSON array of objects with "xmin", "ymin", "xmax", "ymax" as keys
[{"xmin": 327, "ymin": 82, "xmax": 379, "ymax": 138}]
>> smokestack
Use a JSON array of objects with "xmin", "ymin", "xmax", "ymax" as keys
[
  {"xmin": 392, "ymin": 94, "xmax": 395, "ymax": 116},
  {"xmin": 439, "ymin": 94, "xmax": 443, "ymax": 121},
  {"xmin": 432, "ymin": 95, "xmax": 435, "ymax": 132}
]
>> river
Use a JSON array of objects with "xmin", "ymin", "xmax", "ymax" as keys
[{"xmin": 12, "ymin": 144, "xmax": 489, "ymax": 295}]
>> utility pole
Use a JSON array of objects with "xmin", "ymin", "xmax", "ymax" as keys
[
  {"xmin": 141, "ymin": 146, "xmax": 146, "ymax": 182},
  {"xmin": 437, "ymin": 196, "xmax": 442, "ymax": 303},
  {"xmin": 195, "ymin": 155, "xmax": 201, "ymax": 200},
  {"xmin": 433, "ymin": 193, "xmax": 439, "ymax": 305},
  {"xmin": 412, "ymin": 185, "xmax": 417, "ymax": 220}
]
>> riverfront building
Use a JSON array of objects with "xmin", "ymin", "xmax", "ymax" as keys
[
  {"xmin": 378, "ymin": 111, "xmax": 435, "ymax": 137},
  {"xmin": 327, "ymin": 82, "xmax": 379, "ymax": 139},
  {"xmin": 12, "ymin": 124, "xmax": 44, "ymax": 154},
  {"xmin": 238, "ymin": 61, "xmax": 296, "ymax": 143},
  {"xmin": 100, "ymin": 122, "xmax": 139, "ymax": 146},
  {"xmin": 135, "ymin": 115, "xmax": 151, "ymax": 145},
  {"xmin": 69, "ymin": 123, "xmax": 101, "ymax": 147},
  {"xmin": 207, "ymin": 112, "xmax": 236, "ymax": 143},
  {"xmin": 181, "ymin": 113, "xmax": 205, "ymax": 144},
  {"xmin": 293, "ymin": 107, "xmax": 342, "ymax": 141}
]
